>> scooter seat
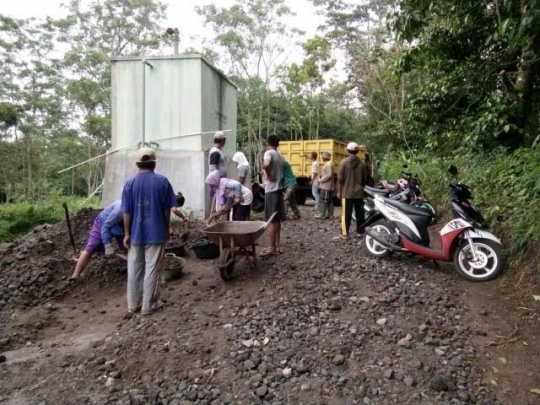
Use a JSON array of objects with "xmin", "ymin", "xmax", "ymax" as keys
[
  {"xmin": 364, "ymin": 186, "xmax": 390, "ymax": 196},
  {"xmin": 383, "ymin": 197, "xmax": 433, "ymax": 217}
]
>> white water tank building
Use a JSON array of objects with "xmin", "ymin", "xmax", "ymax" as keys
[{"xmin": 102, "ymin": 55, "xmax": 238, "ymax": 218}]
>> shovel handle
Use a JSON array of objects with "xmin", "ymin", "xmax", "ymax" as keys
[{"xmin": 62, "ymin": 202, "xmax": 78, "ymax": 255}]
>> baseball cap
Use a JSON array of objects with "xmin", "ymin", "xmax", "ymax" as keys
[
  {"xmin": 214, "ymin": 131, "xmax": 227, "ymax": 140},
  {"xmin": 135, "ymin": 147, "xmax": 157, "ymax": 163},
  {"xmin": 346, "ymin": 142, "xmax": 359, "ymax": 152},
  {"xmin": 322, "ymin": 151, "xmax": 331, "ymax": 159}
]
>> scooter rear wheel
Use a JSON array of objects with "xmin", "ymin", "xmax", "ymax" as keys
[
  {"xmin": 454, "ymin": 238, "xmax": 502, "ymax": 282},
  {"xmin": 364, "ymin": 221, "xmax": 394, "ymax": 258}
]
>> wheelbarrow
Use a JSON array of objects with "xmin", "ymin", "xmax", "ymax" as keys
[{"xmin": 203, "ymin": 212, "xmax": 277, "ymax": 281}]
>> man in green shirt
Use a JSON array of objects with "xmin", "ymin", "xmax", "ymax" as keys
[
  {"xmin": 337, "ymin": 142, "xmax": 368, "ymax": 239},
  {"xmin": 283, "ymin": 159, "xmax": 301, "ymax": 220}
]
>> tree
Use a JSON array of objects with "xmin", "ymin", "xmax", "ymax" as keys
[
  {"xmin": 394, "ymin": 0, "xmax": 540, "ymax": 151},
  {"xmin": 56, "ymin": 0, "xmax": 167, "ymax": 195},
  {"xmin": 0, "ymin": 15, "xmax": 65, "ymax": 200},
  {"xmin": 197, "ymin": 0, "xmax": 301, "ymax": 173}
]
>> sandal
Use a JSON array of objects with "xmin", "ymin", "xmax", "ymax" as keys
[
  {"xmin": 141, "ymin": 301, "xmax": 164, "ymax": 316},
  {"xmin": 128, "ymin": 306, "xmax": 142, "ymax": 314},
  {"xmin": 260, "ymin": 248, "xmax": 279, "ymax": 257}
]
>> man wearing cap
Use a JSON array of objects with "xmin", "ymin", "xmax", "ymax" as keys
[
  {"xmin": 315, "ymin": 151, "xmax": 334, "ymax": 219},
  {"xmin": 336, "ymin": 142, "xmax": 368, "ymax": 239},
  {"xmin": 209, "ymin": 131, "xmax": 228, "ymax": 177},
  {"xmin": 121, "ymin": 147, "xmax": 176, "ymax": 315}
]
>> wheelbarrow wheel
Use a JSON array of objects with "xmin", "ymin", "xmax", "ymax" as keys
[{"xmin": 218, "ymin": 247, "xmax": 235, "ymax": 281}]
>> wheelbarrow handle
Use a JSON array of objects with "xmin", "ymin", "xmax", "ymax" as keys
[{"xmin": 263, "ymin": 211, "xmax": 279, "ymax": 229}]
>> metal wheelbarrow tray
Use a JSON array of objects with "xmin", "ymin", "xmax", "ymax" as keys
[{"xmin": 203, "ymin": 215, "xmax": 275, "ymax": 281}]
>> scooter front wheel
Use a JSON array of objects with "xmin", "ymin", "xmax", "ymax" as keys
[
  {"xmin": 454, "ymin": 238, "xmax": 502, "ymax": 282},
  {"xmin": 364, "ymin": 221, "xmax": 394, "ymax": 258}
]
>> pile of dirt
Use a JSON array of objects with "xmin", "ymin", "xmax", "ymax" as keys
[{"xmin": 0, "ymin": 208, "xmax": 206, "ymax": 315}]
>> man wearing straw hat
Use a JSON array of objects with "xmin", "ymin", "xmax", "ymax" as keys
[{"xmin": 122, "ymin": 147, "xmax": 176, "ymax": 315}]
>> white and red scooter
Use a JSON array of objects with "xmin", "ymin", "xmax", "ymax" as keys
[{"xmin": 364, "ymin": 166, "xmax": 502, "ymax": 282}]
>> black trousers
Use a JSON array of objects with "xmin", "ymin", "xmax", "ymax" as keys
[{"xmin": 341, "ymin": 198, "xmax": 365, "ymax": 236}]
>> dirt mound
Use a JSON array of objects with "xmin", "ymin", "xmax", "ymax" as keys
[{"xmin": 0, "ymin": 208, "xmax": 206, "ymax": 315}]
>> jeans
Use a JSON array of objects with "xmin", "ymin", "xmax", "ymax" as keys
[{"xmin": 312, "ymin": 184, "xmax": 320, "ymax": 206}]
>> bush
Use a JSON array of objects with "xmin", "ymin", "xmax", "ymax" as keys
[{"xmin": 0, "ymin": 197, "xmax": 101, "ymax": 243}]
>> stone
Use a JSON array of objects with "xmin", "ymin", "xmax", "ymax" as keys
[
  {"xmin": 255, "ymin": 385, "xmax": 268, "ymax": 397},
  {"xmin": 431, "ymin": 375, "xmax": 449, "ymax": 392},
  {"xmin": 333, "ymin": 354, "xmax": 345, "ymax": 365},
  {"xmin": 282, "ymin": 367, "xmax": 292, "ymax": 378},
  {"xmin": 404, "ymin": 377, "xmax": 415, "ymax": 387}
]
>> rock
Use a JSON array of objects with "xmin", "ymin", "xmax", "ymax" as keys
[
  {"xmin": 404, "ymin": 377, "xmax": 415, "ymax": 387},
  {"xmin": 384, "ymin": 369, "xmax": 393, "ymax": 379},
  {"xmin": 110, "ymin": 370, "xmax": 122, "ymax": 379},
  {"xmin": 282, "ymin": 367, "xmax": 292, "ymax": 378},
  {"xmin": 301, "ymin": 383, "xmax": 311, "ymax": 391},
  {"xmin": 397, "ymin": 338, "xmax": 412, "ymax": 348},
  {"xmin": 105, "ymin": 377, "xmax": 116, "ymax": 387},
  {"xmin": 333, "ymin": 354, "xmax": 345, "ymax": 365},
  {"xmin": 0, "ymin": 354, "xmax": 6, "ymax": 363},
  {"xmin": 431, "ymin": 375, "xmax": 449, "ymax": 392},
  {"xmin": 244, "ymin": 360, "xmax": 256, "ymax": 370},
  {"xmin": 376, "ymin": 318, "xmax": 387, "ymax": 326},
  {"xmin": 255, "ymin": 385, "xmax": 268, "ymax": 397}
]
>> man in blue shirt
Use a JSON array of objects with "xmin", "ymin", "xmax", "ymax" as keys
[
  {"xmin": 68, "ymin": 200, "xmax": 125, "ymax": 280},
  {"xmin": 122, "ymin": 147, "xmax": 176, "ymax": 315}
]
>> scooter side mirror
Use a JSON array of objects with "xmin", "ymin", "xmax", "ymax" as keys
[{"xmin": 448, "ymin": 165, "xmax": 458, "ymax": 176}]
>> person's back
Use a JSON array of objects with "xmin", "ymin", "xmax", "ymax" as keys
[
  {"xmin": 263, "ymin": 149, "xmax": 284, "ymax": 192},
  {"xmin": 208, "ymin": 131, "xmax": 228, "ymax": 177},
  {"xmin": 122, "ymin": 147, "xmax": 175, "ymax": 316},
  {"xmin": 123, "ymin": 171, "xmax": 172, "ymax": 245},
  {"xmin": 283, "ymin": 160, "xmax": 296, "ymax": 188},
  {"xmin": 338, "ymin": 155, "xmax": 367, "ymax": 199}
]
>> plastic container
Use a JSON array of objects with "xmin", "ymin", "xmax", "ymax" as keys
[
  {"xmin": 162, "ymin": 255, "xmax": 185, "ymax": 282},
  {"xmin": 165, "ymin": 245, "xmax": 186, "ymax": 257},
  {"xmin": 192, "ymin": 238, "xmax": 220, "ymax": 259}
]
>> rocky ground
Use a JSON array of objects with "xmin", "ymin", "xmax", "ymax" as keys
[{"xmin": 0, "ymin": 205, "xmax": 539, "ymax": 405}]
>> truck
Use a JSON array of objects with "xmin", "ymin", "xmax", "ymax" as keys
[{"xmin": 279, "ymin": 139, "xmax": 375, "ymax": 205}]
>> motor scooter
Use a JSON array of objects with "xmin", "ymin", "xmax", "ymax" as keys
[
  {"xmin": 363, "ymin": 165, "xmax": 502, "ymax": 282},
  {"xmin": 359, "ymin": 164, "xmax": 437, "ymax": 221}
]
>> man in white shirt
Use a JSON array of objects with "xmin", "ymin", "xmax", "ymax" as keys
[{"xmin": 261, "ymin": 134, "xmax": 285, "ymax": 256}]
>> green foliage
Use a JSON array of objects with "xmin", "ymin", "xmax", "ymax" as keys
[
  {"xmin": 393, "ymin": 0, "xmax": 540, "ymax": 151},
  {"xmin": 0, "ymin": 196, "xmax": 100, "ymax": 243},
  {"xmin": 0, "ymin": 102, "xmax": 17, "ymax": 130}
]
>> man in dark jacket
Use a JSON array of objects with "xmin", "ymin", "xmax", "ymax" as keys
[{"xmin": 337, "ymin": 142, "xmax": 368, "ymax": 240}]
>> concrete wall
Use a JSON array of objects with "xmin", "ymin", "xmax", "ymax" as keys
[
  {"xmin": 106, "ymin": 55, "xmax": 238, "ymax": 218},
  {"xmin": 104, "ymin": 151, "xmax": 207, "ymax": 219}
]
